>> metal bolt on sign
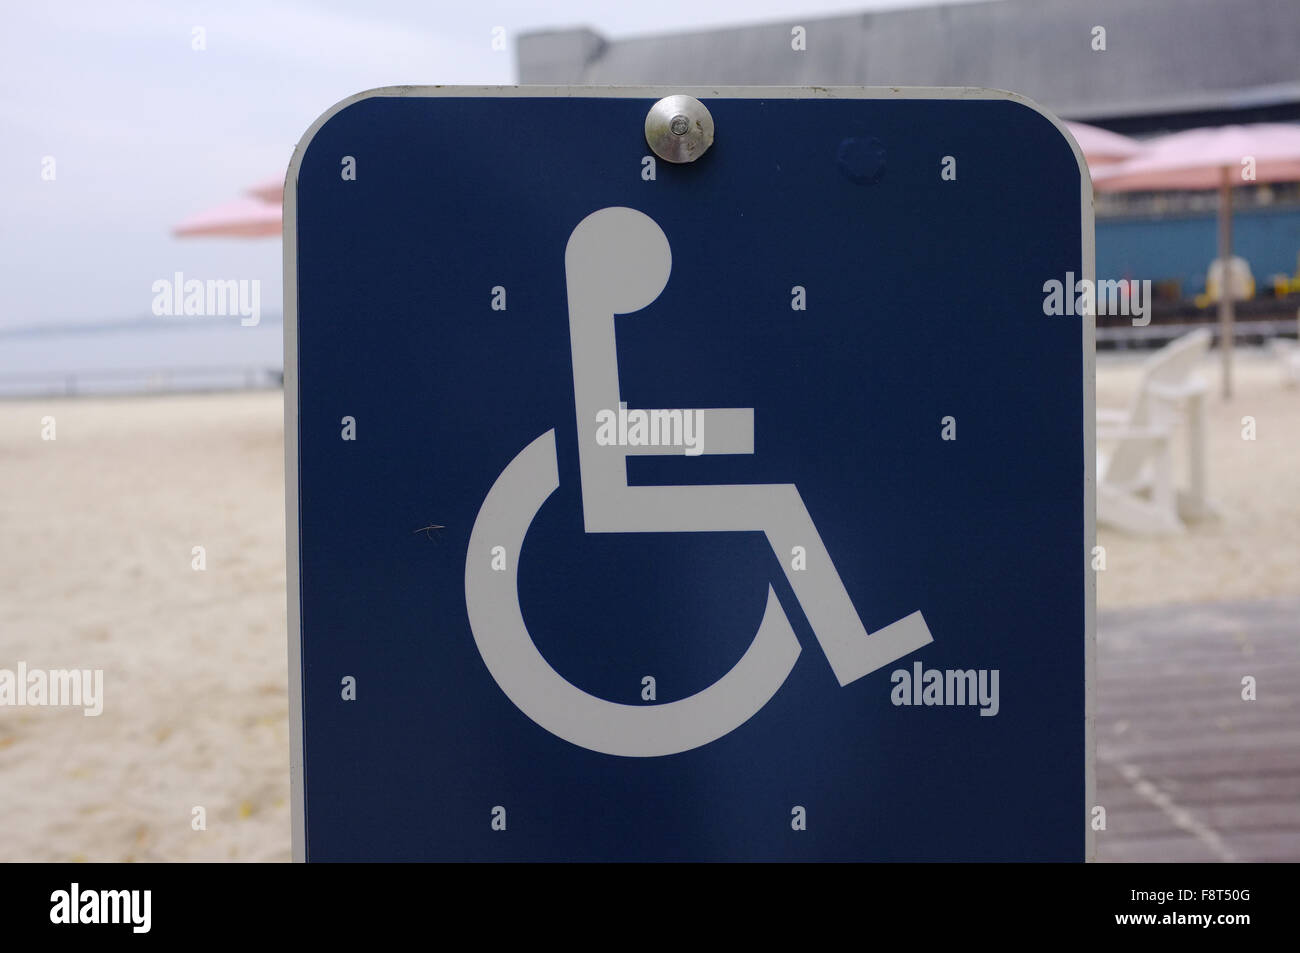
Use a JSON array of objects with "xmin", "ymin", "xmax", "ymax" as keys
[{"xmin": 645, "ymin": 95, "xmax": 714, "ymax": 163}]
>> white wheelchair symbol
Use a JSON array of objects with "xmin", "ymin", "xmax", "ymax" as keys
[{"xmin": 465, "ymin": 207, "xmax": 932, "ymax": 757}]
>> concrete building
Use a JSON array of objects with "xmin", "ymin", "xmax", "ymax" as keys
[
  {"xmin": 518, "ymin": 0, "xmax": 1300, "ymax": 309},
  {"xmin": 519, "ymin": 0, "xmax": 1300, "ymax": 133}
]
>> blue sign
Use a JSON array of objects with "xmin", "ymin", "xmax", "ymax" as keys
[{"xmin": 286, "ymin": 87, "xmax": 1094, "ymax": 861}]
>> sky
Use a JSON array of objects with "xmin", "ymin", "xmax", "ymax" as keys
[{"xmin": 0, "ymin": 0, "xmax": 991, "ymax": 330}]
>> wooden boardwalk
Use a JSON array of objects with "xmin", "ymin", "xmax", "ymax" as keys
[{"xmin": 1096, "ymin": 597, "xmax": 1300, "ymax": 862}]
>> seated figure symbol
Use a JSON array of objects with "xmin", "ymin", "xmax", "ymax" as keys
[{"xmin": 465, "ymin": 206, "xmax": 932, "ymax": 757}]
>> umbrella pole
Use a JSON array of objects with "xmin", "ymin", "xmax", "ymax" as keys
[{"xmin": 1218, "ymin": 166, "xmax": 1234, "ymax": 399}]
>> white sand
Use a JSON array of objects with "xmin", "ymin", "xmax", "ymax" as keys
[
  {"xmin": 0, "ymin": 392, "xmax": 289, "ymax": 861},
  {"xmin": 0, "ymin": 348, "xmax": 1294, "ymax": 861}
]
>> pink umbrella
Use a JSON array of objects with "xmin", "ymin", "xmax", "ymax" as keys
[
  {"xmin": 172, "ymin": 195, "xmax": 281, "ymax": 238},
  {"xmin": 1094, "ymin": 123, "xmax": 1300, "ymax": 397},
  {"xmin": 1064, "ymin": 122, "xmax": 1143, "ymax": 166},
  {"xmin": 1092, "ymin": 124, "xmax": 1300, "ymax": 191},
  {"xmin": 245, "ymin": 175, "xmax": 285, "ymax": 204}
]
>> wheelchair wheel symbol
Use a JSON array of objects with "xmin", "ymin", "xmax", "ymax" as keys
[{"xmin": 465, "ymin": 207, "xmax": 932, "ymax": 757}]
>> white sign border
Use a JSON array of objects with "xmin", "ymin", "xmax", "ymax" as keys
[{"xmin": 283, "ymin": 84, "xmax": 1097, "ymax": 863}]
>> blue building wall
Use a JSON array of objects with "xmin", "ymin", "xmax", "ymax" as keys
[{"xmin": 1096, "ymin": 205, "xmax": 1300, "ymax": 295}]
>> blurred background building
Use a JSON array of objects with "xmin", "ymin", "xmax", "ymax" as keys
[{"xmin": 520, "ymin": 0, "xmax": 1300, "ymax": 337}]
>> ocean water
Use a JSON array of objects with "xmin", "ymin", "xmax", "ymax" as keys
[{"xmin": 0, "ymin": 316, "xmax": 284, "ymax": 397}]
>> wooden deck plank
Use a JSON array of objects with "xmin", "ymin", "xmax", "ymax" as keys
[{"xmin": 1094, "ymin": 596, "xmax": 1300, "ymax": 863}]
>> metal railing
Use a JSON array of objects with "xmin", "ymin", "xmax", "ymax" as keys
[
  {"xmin": 1096, "ymin": 318, "xmax": 1298, "ymax": 348},
  {"xmin": 0, "ymin": 365, "xmax": 284, "ymax": 398}
]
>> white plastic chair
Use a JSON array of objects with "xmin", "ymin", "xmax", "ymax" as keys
[
  {"xmin": 1267, "ymin": 337, "xmax": 1300, "ymax": 388},
  {"xmin": 1097, "ymin": 328, "xmax": 1214, "ymax": 535}
]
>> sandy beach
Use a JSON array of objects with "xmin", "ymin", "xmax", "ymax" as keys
[
  {"xmin": 0, "ymin": 392, "xmax": 289, "ymax": 861},
  {"xmin": 1095, "ymin": 348, "xmax": 1300, "ymax": 607},
  {"xmin": 0, "ymin": 348, "xmax": 1295, "ymax": 861}
]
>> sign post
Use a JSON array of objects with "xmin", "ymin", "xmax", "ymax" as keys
[{"xmin": 285, "ymin": 86, "xmax": 1095, "ymax": 861}]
